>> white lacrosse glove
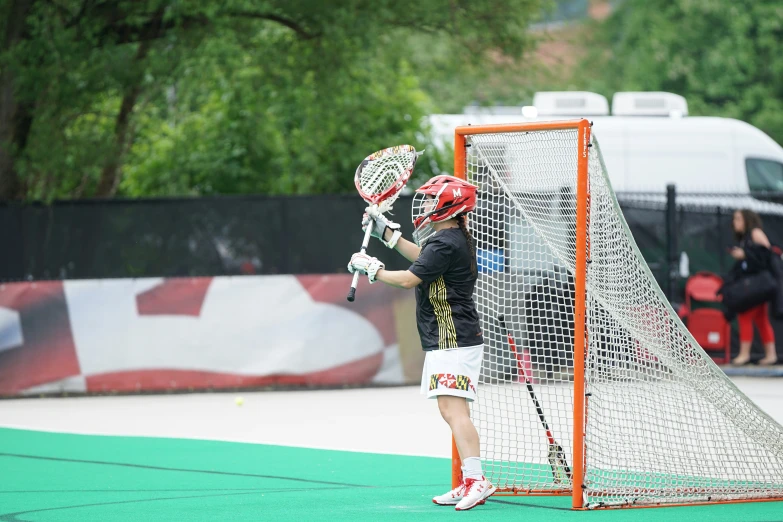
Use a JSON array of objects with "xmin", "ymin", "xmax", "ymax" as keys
[
  {"xmin": 347, "ymin": 252, "xmax": 385, "ymax": 284},
  {"xmin": 362, "ymin": 212, "xmax": 402, "ymax": 249}
]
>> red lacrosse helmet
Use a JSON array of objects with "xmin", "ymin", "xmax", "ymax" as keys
[{"xmin": 412, "ymin": 175, "xmax": 478, "ymax": 245}]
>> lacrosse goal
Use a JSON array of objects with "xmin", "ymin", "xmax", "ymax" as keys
[{"xmin": 453, "ymin": 119, "xmax": 783, "ymax": 509}]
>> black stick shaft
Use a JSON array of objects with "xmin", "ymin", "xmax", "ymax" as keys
[
  {"xmin": 347, "ymin": 218, "xmax": 375, "ymax": 302},
  {"xmin": 498, "ymin": 316, "xmax": 555, "ymax": 442}
]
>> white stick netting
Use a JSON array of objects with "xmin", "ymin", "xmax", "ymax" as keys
[
  {"xmin": 356, "ymin": 145, "xmax": 418, "ymax": 212},
  {"xmin": 464, "ymin": 128, "xmax": 783, "ymax": 508}
]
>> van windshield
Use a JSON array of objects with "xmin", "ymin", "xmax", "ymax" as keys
[{"xmin": 747, "ymin": 158, "xmax": 783, "ymax": 192}]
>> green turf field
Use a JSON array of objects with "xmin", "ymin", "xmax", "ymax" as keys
[{"xmin": 1, "ymin": 427, "xmax": 782, "ymax": 521}]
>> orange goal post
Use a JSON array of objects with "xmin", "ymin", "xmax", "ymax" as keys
[{"xmin": 452, "ymin": 119, "xmax": 783, "ymax": 509}]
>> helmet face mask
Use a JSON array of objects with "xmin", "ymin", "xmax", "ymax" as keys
[
  {"xmin": 412, "ymin": 194, "xmax": 438, "ymax": 246},
  {"xmin": 411, "ymin": 175, "xmax": 478, "ymax": 246}
]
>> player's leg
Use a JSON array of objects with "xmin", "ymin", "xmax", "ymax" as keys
[
  {"xmin": 732, "ymin": 308, "xmax": 754, "ymax": 365},
  {"xmin": 437, "ymin": 396, "xmax": 478, "ymax": 461},
  {"xmin": 425, "ymin": 346, "xmax": 488, "ymax": 506},
  {"xmin": 754, "ymin": 303, "xmax": 777, "ymax": 365},
  {"xmin": 436, "ymin": 396, "xmax": 496, "ymax": 510},
  {"xmin": 424, "ymin": 345, "xmax": 495, "ymax": 510},
  {"xmin": 423, "ymin": 353, "xmax": 468, "ymax": 506}
]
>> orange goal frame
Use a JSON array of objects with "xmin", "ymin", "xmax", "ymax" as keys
[
  {"xmin": 451, "ymin": 119, "xmax": 591, "ymax": 510},
  {"xmin": 451, "ymin": 119, "xmax": 783, "ymax": 510}
]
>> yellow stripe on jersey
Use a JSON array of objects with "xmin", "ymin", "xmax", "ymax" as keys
[
  {"xmin": 428, "ymin": 278, "xmax": 445, "ymax": 347},
  {"xmin": 438, "ymin": 278, "xmax": 458, "ymax": 349},
  {"xmin": 429, "ymin": 276, "xmax": 458, "ymax": 349}
]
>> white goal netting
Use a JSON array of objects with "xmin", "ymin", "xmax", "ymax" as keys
[{"xmin": 463, "ymin": 126, "xmax": 783, "ymax": 508}]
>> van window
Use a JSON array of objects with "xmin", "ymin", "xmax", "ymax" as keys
[{"xmin": 746, "ymin": 158, "xmax": 783, "ymax": 191}]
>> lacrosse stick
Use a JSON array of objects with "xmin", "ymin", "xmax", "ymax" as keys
[
  {"xmin": 347, "ymin": 145, "xmax": 420, "ymax": 302},
  {"xmin": 498, "ymin": 315, "xmax": 572, "ymax": 485}
]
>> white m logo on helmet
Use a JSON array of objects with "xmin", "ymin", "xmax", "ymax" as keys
[{"xmin": 453, "ymin": 188, "xmax": 462, "ymax": 198}]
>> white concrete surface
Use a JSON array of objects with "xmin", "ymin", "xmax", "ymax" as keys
[
  {"xmin": 0, "ymin": 386, "xmax": 451, "ymax": 457},
  {"xmin": 0, "ymin": 378, "xmax": 782, "ymax": 459}
]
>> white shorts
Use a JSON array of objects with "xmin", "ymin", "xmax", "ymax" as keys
[{"xmin": 420, "ymin": 345, "xmax": 484, "ymax": 402}]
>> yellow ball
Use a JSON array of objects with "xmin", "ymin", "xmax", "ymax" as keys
[{"xmin": 235, "ymin": 396, "xmax": 244, "ymax": 406}]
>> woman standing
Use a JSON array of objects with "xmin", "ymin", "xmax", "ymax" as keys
[
  {"xmin": 729, "ymin": 209, "xmax": 778, "ymax": 366},
  {"xmin": 348, "ymin": 175, "xmax": 495, "ymax": 511}
]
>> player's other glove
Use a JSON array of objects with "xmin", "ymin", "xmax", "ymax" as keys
[
  {"xmin": 362, "ymin": 212, "xmax": 401, "ymax": 249},
  {"xmin": 347, "ymin": 252, "xmax": 385, "ymax": 283}
]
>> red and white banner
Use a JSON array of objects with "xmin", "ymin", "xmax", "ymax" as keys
[{"xmin": 0, "ymin": 275, "xmax": 421, "ymax": 396}]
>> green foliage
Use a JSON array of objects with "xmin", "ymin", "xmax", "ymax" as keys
[
  {"xmin": 7, "ymin": 1, "xmax": 780, "ymax": 200},
  {"xmin": 121, "ymin": 31, "xmax": 445, "ymax": 196},
  {"xmin": 0, "ymin": 0, "xmax": 544, "ymax": 200},
  {"xmin": 585, "ymin": 0, "xmax": 783, "ymax": 144}
]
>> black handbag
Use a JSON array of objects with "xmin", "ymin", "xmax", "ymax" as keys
[
  {"xmin": 720, "ymin": 269, "xmax": 778, "ymax": 316},
  {"xmin": 768, "ymin": 249, "xmax": 783, "ymax": 319}
]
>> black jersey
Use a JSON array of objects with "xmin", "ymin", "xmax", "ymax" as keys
[{"xmin": 408, "ymin": 228, "xmax": 484, "ymax": 351}]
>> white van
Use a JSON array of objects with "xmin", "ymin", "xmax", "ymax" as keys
[{"xmin": 427, "ymin": 92, "xmax": 783, "ymax": 213}]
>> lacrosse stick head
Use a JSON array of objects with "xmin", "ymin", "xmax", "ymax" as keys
[
  {"xmin": 547, "ymin": 444, "xmax": 572, "ymax": 485},
  {"xmin": 412, "ymin": 175, "xmax": 478, "ymax": 246},
  {"xmin": 355, "ymin": 145, "xmax": 420, "ymax": 214}
]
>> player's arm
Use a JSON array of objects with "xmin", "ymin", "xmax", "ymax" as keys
[
  {"xmin": 384, "ymin": 230, "xmax": 420, "ymax": 261},
  {"xmin": 752, "ymin": 228, "xmax": 771, "ymax": 248},
  {"xmin": 347, "ymin": 254, "xmax": 421, "ymax": 290},
  {"xmin": 364, "ymin": 214, "xmax": 421, "ymax": 261},
  {"xmin": 375, "ymin": 268, "xmax": 422, "ymax": 289},
  {"xmin": 348, "ymin": 235, "xmax": 449, "ymax": 289}
]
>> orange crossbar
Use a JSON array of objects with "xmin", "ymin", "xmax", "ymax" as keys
[{"xmin": 455, "ymin": 120, "xmax": 587, "ymax": 136}]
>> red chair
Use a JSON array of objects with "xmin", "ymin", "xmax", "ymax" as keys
[
  {"xmin": 686, "ymin": 308, "xmax": 732, "ymax": 364},
  {"xmin": 685, "ymin": 271, "xmax": 724, "ymax": 309},
  {"xmin": 682, "ymin": 271, "xmax": 731, "ymax": 364}
]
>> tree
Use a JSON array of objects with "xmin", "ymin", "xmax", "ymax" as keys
[
  {"xmin": 121, "ymin": 30, "xmax": 440, "ymax": 196},
  {"xmin": 0, "ymin": 0, "xmax": 544, "ymax": 200},
  {"xmin": 586, "ymin": 0, "xmax": 783, "ymax": 145},
  {"xmin": 0, "ymin": 0, "xmax": 217, "ymax": 199}
]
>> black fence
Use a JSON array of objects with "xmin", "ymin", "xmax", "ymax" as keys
[
  {"xmin": 0, "ymin": 195, "xmax": 419, "ymax": 281},
  {"xmin": 617, "ymin": 189, "xmax": 783, "ymax": 304},
  {"xmin": 617, "ymin": 189, "xmax": 783, "ymax": 362},
  {"xmin": 3, "ymin": 191, "xmax": 783, "ymax": 287}
]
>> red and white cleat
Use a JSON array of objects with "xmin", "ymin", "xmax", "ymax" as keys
[
  {"xmin": 432, "ymin": 482, "xmax": 466, "ymax": 506},
  {"xmin": 454, "ymin": 477, "xmax": 496, "ymax": 511}
]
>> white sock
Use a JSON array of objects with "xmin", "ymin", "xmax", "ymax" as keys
[{"xmin": 463, "ymin": 457, "xmax": 484, "ymax": 480}]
